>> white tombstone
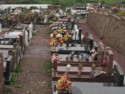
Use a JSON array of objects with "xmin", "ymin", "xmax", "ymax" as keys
[
  {"xmin": 0, "ymin": 23, "xmax": 2, "ymax": 32},
  {"xmin": 44, "ymin": 15, "xmax": 48, "ymax": 24},
  {"xmin": 59, "ymin": 9, "xmax": 63, "ymax": 16},
  {"xmin": 72, "ymin": 25, "xmax": 79, "ymax": 40},
  {"xmin": 29, "ymin": 23, "xmax": 33, "ymax": 39},
  {"xmin": 25, "ymin": 30, "xmax": 28, "ymax": 47}
]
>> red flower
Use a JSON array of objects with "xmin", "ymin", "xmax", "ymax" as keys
[{"xmin": 101, "ymin": 62, "xmax": 108, "ymax": 67}]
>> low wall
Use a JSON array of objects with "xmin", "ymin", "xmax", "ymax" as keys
[{"xmin": 86, "ymin": 12, "xmax": 125, "ymax": 56}]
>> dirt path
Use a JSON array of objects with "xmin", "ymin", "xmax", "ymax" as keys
[{"xmin": 10, "ymin": 25, "xmax": 51, "ymax": 94}]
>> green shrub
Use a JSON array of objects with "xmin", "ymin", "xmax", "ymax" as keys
[
  {"xmin": 4, "ymin": 86, "xmax": 12, "ymax": 94},
  {"xmin": 43, "ymin": 61, "xmax": 52, "ymax": 77},
  {"xmin": 30, "ymin": 6, "xmax": 38, "ymax": 10},
  {"xmin": 118, "ymin": 11, "xmax": 125, "ymax": 15},
  {"xmin": 32, "ymin": 32, "xmax": 36, "ymax": 36}
]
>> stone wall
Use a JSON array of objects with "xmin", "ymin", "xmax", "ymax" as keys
[{"xmin": 86, "ymin": 12, "xmax": 125, "ymax": 56}]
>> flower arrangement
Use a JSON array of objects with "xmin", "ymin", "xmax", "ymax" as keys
[{"xmin": 56, "ymin": 75, "xmax": 72, "ymax": 94}]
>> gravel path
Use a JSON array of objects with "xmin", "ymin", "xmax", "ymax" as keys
[{"xmin": 11, "ymin": 25, "xmax": 51, "ymax": 94}]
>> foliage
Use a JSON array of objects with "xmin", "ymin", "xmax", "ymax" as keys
[
  {"xmin": 4, "ymin": 86, "xmax": 13, "ymax": 94},
  {"xmin": 14, "ymin": 0, "xmax": 125, "ymax": 5},
  {"xmin": 30, "ymin": 6, "xmax": 38, "ymax": 10},
  {"xmin": 118, "ymin": 11, "xmax": 125, "ymax": 15},
  {"xmin": 43, "ymin": 61, "xmax": 52, "ymax": 77},
  {"xmin": 15, "ymin": 82, "xmax": 23, "ymax": 88},
  {"xmin": 48, "ymin": 13, "xmax": 56, "ymax": 20},
  {"xmin": 15, "ymin": 63, "xmax": 22, "ymax": 74},
  {"xmin": 47, "ymin": 81, "xmax": 52, "ymax": 89},
  {"xmin": 10, "ymin": 63, "xmax": 23, "ymax": 88},
  {"xmin": 32, "ymin": 32, "xmax": 36, "ymax": 36}
]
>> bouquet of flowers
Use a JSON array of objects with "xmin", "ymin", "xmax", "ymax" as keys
[{"xmin": 56, "ymin": 75, "xmax": 72, "ymax": 94}]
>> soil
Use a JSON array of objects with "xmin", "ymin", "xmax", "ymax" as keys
[{"xmin": 6, "ymin": 25, "xmax": 51, "ymax": 94}]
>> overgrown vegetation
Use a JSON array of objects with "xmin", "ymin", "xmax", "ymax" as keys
[
  {"xmin": 32, "ymin": 32, "xmax": 37, "ymax": 36},
  {"xmin": 43, "ymin": 61, "xmax": 52, "ymax": 77},
  {"xmin": 4, "ymin": 86, "xmax": 13, "ymax": 94},
  {"xmin": 14, "ymin": 0, "xmax": 125, "ymax": 5},
  {"xmin": 118, "ymin": 11, "xmax": 125, "ymax": 15},
  {"xmin": 11, "ymin": 63, "xmax": 23, "ymax": 88}
]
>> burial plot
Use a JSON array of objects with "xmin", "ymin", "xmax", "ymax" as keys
[
  {"xmin": 51, "ymin": 53, "xmax": 114, "ymax": 83},
  {"xmin": 0, "ymin": 50, "xmax": 13, "ymax": 84},
  {"xmin": 0, "ymin": 38, "xmax": 22, "ymax": 71}
]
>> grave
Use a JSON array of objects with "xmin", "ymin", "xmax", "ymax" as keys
[
  {"xmin": 51, "ymin": 46, "xmax": 120, "ymax": 84},
  {"xmin": 0, "ymin": 37, "xmax": 23, "ymax": 65},
  {"xmin": 0, "ymin": 50, "xmax": 13, "ymax": 84}
]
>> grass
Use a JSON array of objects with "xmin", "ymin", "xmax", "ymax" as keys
[
  {"xmin": 32, "ymin": 31, "xmax": 37, "ymax": 36},
  {"xmin": 15, "ymin": 82, "xmax": 23, "ymax": 88},
  {"xmin": 10, "ymin": 63, "xmax": 23, "ymax": 88},
  {"xmin": 4, "ymin": 86, "xmax": 13, "ymax": 94},
  {"xmin": 14, "ymin": 0, "xmax": 125, "ymax": 5},
  {"xmin": 43, "ymin": 61, "xmax": 52, "ymax": 77}
]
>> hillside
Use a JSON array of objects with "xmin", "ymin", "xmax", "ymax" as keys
[{"xmin": 12, "ymin": 0, "xmax": 125, "ymax": 7}]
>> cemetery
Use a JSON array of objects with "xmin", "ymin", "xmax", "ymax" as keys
[{"xmin": 0, "ymin": 2, "xmax": 125, "ymax": 94}]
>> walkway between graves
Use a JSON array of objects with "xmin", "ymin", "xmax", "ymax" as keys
[
  {"xmin": 79, "ymin": 19, "xmax": 125, "ymax": 74},
  {"xmin": 11, "ymin": 25, "xmax": 51, "ymax": 94}
]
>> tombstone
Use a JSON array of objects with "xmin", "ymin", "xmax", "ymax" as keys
[
  {"xmin": 0, "ymin": 23, "xmax": 2, "ymax": 32},
  {"xmin": 24, "ymin": 30, "xmax": 28, "ymax": 47},
  {"xmin": 44, "ymin": 15, "xmax": 48, "ymax": 24},
  {"xmin": 71, "ymin": 19, "xmax": 75, "ymax": 30},
  {"xmin": 29, "ymin": 23, "xmax": 33, "ymax": 39}
]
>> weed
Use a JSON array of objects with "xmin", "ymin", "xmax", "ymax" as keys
[
  {"xmin": 10, "ymin": 63, "xmax": 23, "ymax": 88},
  {"xmin": 4, "ymin": 86, "xmax": 12, "ymax": 94},
  {"xmin": 32, "ymin": 32, "xmax": 36, "ymax": 36},
  {"xmin": 15, "ymin": 82, "xmax": 23, "ymax": 88},
  {"xmin": 43, "ymin": 61, "xmax": 52, "ymax": 77}
]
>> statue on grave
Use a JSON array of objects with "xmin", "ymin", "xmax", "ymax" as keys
[{"xmin": 44, "ymin": 15, "xmax": 48, "ymax": 24}]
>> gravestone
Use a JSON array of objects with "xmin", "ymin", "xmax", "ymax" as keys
[
  {"xmin": 44, "ymin": 15, "xmax": 48, "ymax": 24},
  {"xmin": 29, "ymin": 23, "xmax": 33, "ymax": 39},
  {"xmin": 24, "ymin": 30, "xmax": 28, "ymax": 47}
]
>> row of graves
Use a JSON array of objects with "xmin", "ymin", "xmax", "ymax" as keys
[
  {"xmin": 0, "ymin": 20, "xmax": 34, "ymax": 93},
  {"xmin": 49, "ymin": 15, "xmax": 125, "ymax": 94},
  {"xmin": 0, "ymin": 6, "xmax": 49, "ymax": 28}
]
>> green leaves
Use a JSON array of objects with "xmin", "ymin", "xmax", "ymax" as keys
[
  {"xmin": 10, "ymin": 64, "xmax": 23, "ymax": 88},
  {"xmin": 43, "ymin": 61, "xmax": 52, "ymax": 77}
]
